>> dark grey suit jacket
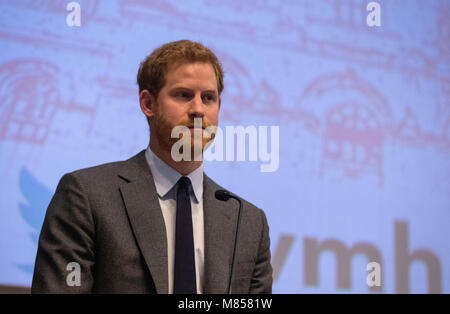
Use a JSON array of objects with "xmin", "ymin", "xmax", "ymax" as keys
[{"xmin": 31, "ymin": 150, "xmax": 272, "ymax": 293}]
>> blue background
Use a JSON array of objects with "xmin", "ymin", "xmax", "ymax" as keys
[{"xmin": 0, "ymin": 0, "xmax": 449, "ymax": 293}]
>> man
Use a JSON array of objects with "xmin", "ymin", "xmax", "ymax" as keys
[{"xmin": 31, "ymin": 40, "xmax": 272, "ymax": 294}]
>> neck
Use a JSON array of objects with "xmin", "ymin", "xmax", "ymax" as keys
[{"xmin": 149, "ymin": 139, "xmax": 203, "ymax": 176}]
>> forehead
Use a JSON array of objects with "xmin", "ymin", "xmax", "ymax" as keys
[{"xmin": 164, "ymin": 61, "xmax": 218, "ymax": 91}]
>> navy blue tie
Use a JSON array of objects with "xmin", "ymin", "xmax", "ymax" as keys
[{"xmin": 174, "ymin": 176, "xmax": 197, "ymax": 294}]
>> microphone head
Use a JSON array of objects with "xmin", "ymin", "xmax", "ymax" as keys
[{"xmin": 215, "ymin": 190, "xmax": 231, "ymax": 201}]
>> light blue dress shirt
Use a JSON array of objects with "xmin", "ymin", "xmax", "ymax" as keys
[{"xmin": 145, "ymin": 146, "xmax": 205, "ymax": 294}]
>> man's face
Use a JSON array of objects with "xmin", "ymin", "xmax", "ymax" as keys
[{"xmin": 150, "ymin": 61, "xmax": 221, "ymax": 157}]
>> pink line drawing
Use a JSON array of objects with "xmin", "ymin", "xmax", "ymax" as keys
[
  {"xmin": 298, "ymin": 69, "xmax": 391, "ymax": 185},
  {"xmin": 0, "ymin": 59, "xmax": 95, "ymax": 146}
]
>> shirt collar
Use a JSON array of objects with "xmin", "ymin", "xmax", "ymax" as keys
[{"xmin": 145, "ymin": 146, "xmax": 203, "ymax": 203}]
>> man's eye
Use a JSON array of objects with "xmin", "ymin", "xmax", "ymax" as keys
[
  {"xmin": 203, "ymin": 94, "xmax": 216, "ymax": 103},
  {"xmin": 175, "ymin": 92, "xmax": 190, "ymax": 99}
]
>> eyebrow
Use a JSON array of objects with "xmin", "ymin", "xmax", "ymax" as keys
[
  {"xmin": 202, "ymin": 89, "xmax": 219, "ymax": 94},
  {"xmin": 169, "ymin": 85, "xmax": 218, "ymax": 94}
]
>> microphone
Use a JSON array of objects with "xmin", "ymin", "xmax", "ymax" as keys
[
  {"xmin": 215, "ymin": 189, "xmax": 242, "ymax": 294},
  {"xmin": 214, "ymin": 189, "xmax": 232, "ymax": 201}
]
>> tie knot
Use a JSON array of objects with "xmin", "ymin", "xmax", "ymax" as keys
[{"xmin": 178, "ymin": 176, "xmax": 191, "ymax": 191}]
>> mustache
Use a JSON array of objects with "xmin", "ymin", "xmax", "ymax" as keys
[
  {"xmin": 181, "ymin": 122, "xmax": 216, "ymax": 129},
  {"xmin": 187, "ymin": 125, "xmax": 205, "ymax": 129}
]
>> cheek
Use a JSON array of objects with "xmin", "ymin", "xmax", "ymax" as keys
[
  {"xmin": 161, "ymin": 105, "xmax": 186, "ymax": 124},
  {"xmin": 206, "ymin": 107, "xmax": 220, "ymax": 124}
]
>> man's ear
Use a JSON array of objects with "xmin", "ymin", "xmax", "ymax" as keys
[{"xmin": 139, "ymin": 89, "xmax": 156, "ymax": 118}]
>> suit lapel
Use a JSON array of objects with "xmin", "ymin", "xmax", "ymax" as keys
[
  {"xmin": 203, "ymin": 175, "xmax": 238, "ymax": 294},
  {"xmin": 116, "ymin": 151, "xmax": 238, "ymax": 294},
  {"xmin": 118, "ymin": 151, "xmax": 168, "ymax": 294}
]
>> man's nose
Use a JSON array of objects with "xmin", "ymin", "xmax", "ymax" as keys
[{"xmin": 188, "ymin": 94, "xmax": 205, "ymax": 117}]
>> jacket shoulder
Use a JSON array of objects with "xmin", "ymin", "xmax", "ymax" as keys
[
  {"xmin": 63, "ymin": 150, "xmax": 146, "ymax": 184},
  {"xmin": 69, "ymin": 160, "xmax": 126, "ymax": 180}
]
